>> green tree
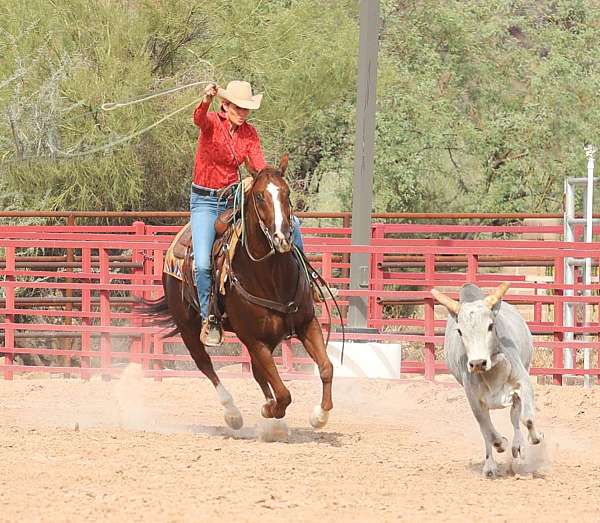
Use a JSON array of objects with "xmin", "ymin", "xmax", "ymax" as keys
[
  {"xmin": 2, "ymin": 0, "xmax": 600, "ymax": 216},
  {"xmin": 0, "ymin": 0, "xmax": 358, "ymax": 214}
]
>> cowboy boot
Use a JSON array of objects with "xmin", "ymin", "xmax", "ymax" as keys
[
  {"xmin": 200, "ymin": 319, "xmax": 223, "ymax": 347},
  {"xmin": 311, "ymin": 281, "xmax": 324, "ymax": 303},
  {"xmin": 311, "ymin": 281, "xmax": 339, "ymax": 303}
]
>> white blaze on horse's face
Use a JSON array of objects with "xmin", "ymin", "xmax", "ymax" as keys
[
  {"xmin": 457, "ymin": 302, "xmax": 497, "ymax": 373},
  {"xmin": 266, "ymin": 182, "xmax": 292, "ymax": 253}
]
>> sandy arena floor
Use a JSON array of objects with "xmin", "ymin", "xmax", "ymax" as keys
[{"xmin": 0, "ymin": 366, "xmax": 599, "ymax": 523}]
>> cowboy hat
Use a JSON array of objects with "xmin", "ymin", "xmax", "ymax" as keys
[{"xmin": 217, "ymin": 80, "xmax": 263, "ymax": 110}]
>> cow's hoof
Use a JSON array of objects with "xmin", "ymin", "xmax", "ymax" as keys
[
  {"xmin": 224, "ymin": 407, "xmax": 243, "ymax": 430},
  {"xmin": 483, "ymin": 460, "xmax": 498, "ymax": 478},
  {"xmin": 309, "ymin": 405, "xmax": 329, "ymax": 429},
  {"xmin": 493, "ymin": 436, "xmax": 508, "ymax": 453},
  {"xmin": 529, "ymin": 431, "xmax": 544, "ymax": 445},
  {"xmin": 511, "ymin": 445, "xmax": 521, "ymax": 459}
]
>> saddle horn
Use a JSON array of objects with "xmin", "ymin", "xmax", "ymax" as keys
[{"xmin": 431, "ymin": 288, "xmax": 461, "ymax": 315}]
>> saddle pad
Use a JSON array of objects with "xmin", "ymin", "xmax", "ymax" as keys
[
  {"xmin": 163, "ymin": 222, "xmax": 242, "ymax": 286},
  {"xmin": 218, "ymin": 222, "xmax": 242, "ymax": 295},
  {"xmin": 164, "ymin": 223, "xmax": 192, "ymax": 280}
]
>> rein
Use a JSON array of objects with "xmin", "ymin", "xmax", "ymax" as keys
[
  {"xmin": 243, "ymin": 192, "xmax": 276, "ymax": 262},
  {"xmin": 213, "ymin": 108, "xmax": 332, "ymax": 344},
  {"xmin": 293, "ymin": 247, "xmax": 346, "ymax": 364}
]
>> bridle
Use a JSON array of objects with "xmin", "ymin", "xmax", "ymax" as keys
[
  {"xmin": 244, "ymin": 173, "xmax": 295, "ymax": 263},
  {"xmin": 228, "ymin": 171, "xmax": 303, "ymax": 328}
]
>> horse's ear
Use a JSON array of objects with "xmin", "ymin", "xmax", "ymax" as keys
[
  {"xmin": 278, "ymin": 153, "xmax": 289, "ymax": 177},
  {"xmin": 244, "ymin": 157, "xmax": 258, "ymax": 178}
]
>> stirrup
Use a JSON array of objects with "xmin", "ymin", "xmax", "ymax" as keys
[{"xmin": 200, "ymin": 319, "xmax": 223, "ymax": 347}]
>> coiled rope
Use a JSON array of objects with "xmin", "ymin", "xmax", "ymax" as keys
[{"xmin": 55, "ymin": 78, "xmax": 215, "ymax": 158}]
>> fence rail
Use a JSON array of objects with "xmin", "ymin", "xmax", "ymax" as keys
[{"xmin": 1, "ymin": 216, "xmax": 599, "ymax": 384}]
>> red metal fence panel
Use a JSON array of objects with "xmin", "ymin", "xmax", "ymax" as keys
[{"xmin": 1, "ymin": 218, "xmax": 598, "ymax": 383}]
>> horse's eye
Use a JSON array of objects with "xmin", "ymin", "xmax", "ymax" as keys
[{"xmin": 255, "ymin": 192, "xmax": 265, "ymax": 202}]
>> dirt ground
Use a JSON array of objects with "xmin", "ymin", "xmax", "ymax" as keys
[{"xmin": 0, "ymin": 367, "xmax": 599, "ymax": 523}]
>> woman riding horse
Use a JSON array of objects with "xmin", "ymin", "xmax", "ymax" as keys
[
  {"xmin": 155, "ymin": 154, "xmax": 335, "ymax": 433},
  {"xmin": 191, "ymin": 81, "xmax": 304, "ymax": 346}
]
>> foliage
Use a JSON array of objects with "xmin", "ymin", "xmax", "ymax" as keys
[
  {"xmin": 1, "ymin": 0, "xmax": 599, "ymax": 215},
  {"xmin": 374, "ymin": 0, "xmax": 600, "ymax": 213}
]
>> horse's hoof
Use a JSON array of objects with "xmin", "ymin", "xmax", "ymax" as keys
[
  {"xmin": 261, "ymin": 400, "xmax": 276, "ymax": 419},
  {"xmin": 309, "ymin": 405, "xmax": 329, "ymax": 429},
  {"xmin": 224, "ymin": 408, "xmax": 243, "ymax": 430}
]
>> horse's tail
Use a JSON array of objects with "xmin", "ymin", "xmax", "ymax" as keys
[{"xmin": 136, "ymin": 296, "xmax": 181, "ymax": 338}]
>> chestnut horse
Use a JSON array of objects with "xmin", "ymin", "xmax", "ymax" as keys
[{"xmin": 148, "ymin": 154, "xmax": 334, "ymax": 432}]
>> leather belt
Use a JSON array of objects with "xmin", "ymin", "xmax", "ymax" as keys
[{"xmin": 192, "ymin": 184, "xmax": 225, "ymax": 197}]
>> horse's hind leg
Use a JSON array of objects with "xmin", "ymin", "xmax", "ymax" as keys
[
  {"xmin": 163, "ymin": 275, "xmax": 242, "ymax": 430},
  {"xmin": 297, "ymin": 317, "xmax": 333, "ymax": 429},
  {"xmin": 178, "ymin": 327, "xmax": 243, "ymax": 430}
]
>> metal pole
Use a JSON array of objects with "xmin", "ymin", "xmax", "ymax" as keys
[
  {"xmin": 348, "ymin": 0, "xmax": 379, "ymax": 328},
  {"xmin": 563, "ymin": 177, "xmax": 575, "ymax": 371},
  {"xmin": 583, "ymin": 144, "xmax": 595, "ymax": 388}
]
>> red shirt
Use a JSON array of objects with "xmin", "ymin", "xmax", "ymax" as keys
[{"xmin": 192, "ymin": 100, "xmax": 266, "ymax": 189}]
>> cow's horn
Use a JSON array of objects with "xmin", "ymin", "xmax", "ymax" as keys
[
  {"xmin": 431, "ymin": 289, "xmax": 461, "ymax": 315},
  {"xmin": 484, "ymin": 282, "xmax": 510, "ymax": 309}
]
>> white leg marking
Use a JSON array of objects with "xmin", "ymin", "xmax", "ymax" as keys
[
  {"xmin": 216, "ymin": 383, "xmax": 233, "ymax": 406},
  {"xmin": 216, "ymin": 383, "xmax": 243, "ymax": 430},
  {"xmin": 309, "ymin": 405, "xmax": 329, "ymax": 429}
]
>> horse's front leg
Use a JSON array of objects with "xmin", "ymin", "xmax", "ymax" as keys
[
  {"xmin": 251, "ymin": 359, "xmax": 276, "ymax": 418},
  {"xmin": 297, "ymin": 317, "xmax": 333, "ymax": 428},
  {"xmin": 250, "ymin": 342, "xmax": 291, "ymax": 419}
]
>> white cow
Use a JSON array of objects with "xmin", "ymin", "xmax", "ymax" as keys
[{"xmin": 432, "ymin": 283, "xmax": 543, "ymax": 477}]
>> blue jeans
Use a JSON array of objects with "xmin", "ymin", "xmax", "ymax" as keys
[
  {"xmin": 292, "ymin": 216, "xmax": 304, "ymax": 251},
  {"xmin": 190, "ymin": 188, "xmax": 304, "ymax": 319}
]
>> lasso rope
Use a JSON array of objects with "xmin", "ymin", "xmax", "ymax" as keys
[
  {"xmin": 100, "ymin": 80, "xmax": 210, "ymax": 111},
  {"xmin": 59, "ymin": 96, "xmax": 202, "ymax": 158},
  {"xmin": 55, "ymin": 78, "xmax": 215, "ymax": 158}
]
